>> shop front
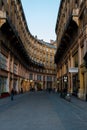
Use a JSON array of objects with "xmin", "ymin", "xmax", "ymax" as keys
[
  {"xmin": 72, "ymin": 74, "xmax": 79, "ymax": 96},
  {"xmin": 69, "ymin": 67, "xmax": 79, "ymax": 96},
  {"xmin": 46, "ymin": 76, "xmax": 52, "ymax": 90},
  {"xmin": 79, "ymin": 64, "xmax": 87, "ymax": 100},
  {"xmin": 0, "ymin": 76, "xmax": 9, "ymax": 98}
]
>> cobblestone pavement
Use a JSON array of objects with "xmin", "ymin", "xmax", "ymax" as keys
[{"xmin": 0, "ymin": 91, "xmax": 87, "ymax": 130}]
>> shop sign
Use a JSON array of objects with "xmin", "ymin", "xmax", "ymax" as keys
[{"xmin": 69, "ymin": 67, "xmax": 78, "ymax": 73}]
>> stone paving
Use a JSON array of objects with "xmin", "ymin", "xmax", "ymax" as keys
[{"xmin": 0, "ymin": 91, "xmax": 87, "ymax": 130}]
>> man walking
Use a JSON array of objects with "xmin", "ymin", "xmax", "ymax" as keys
[{"xmin": 11, "ymin": 88, "xmax": 14, "ymax": 100}]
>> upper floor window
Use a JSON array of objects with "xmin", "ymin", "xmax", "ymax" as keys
[
  {"xmin": 75, "ymin": 0, "xmax": 79, "ymax": 8},
  {"xmin": 0, "ymin": 0, "xmax": 4, "ymax": 10},
  {"xmin": 47, "ymin": 76, "xmax": 52, "ymax": 81},
  {"xmin": 37, "ymin": 75, "xmax": 42, "ymax": 81},
  {"xmin": 29, "ymin": 73, "xmax": 33, "ymax": 80},
  {"xmin": 13, "ymin": 63, "xmax": 18, "ymax": 74}
]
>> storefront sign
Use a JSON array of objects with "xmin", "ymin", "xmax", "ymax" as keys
[{"xmin": 69, "ymin": 67, "xmax": 78, "ymax": 73}]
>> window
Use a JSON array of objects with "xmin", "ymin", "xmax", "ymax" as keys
[
  {"xmin": 47, "ymin": 76, "xmax": 52, "ymax": 81},
  {"xmin": 13, "ymin": 63, "xmax": 18, "ymax": 74},
  {"xmin": 0, "ymin": 0, "xmax": 4, "ymax": 10},
  {"xmin": 37, "ymin": 75, "xmax": 42, "ymax": 81},
  {"xmin": 29, "ymin": 73, "xmax": 33, "ymax": 80},
  {"xmin": 0, "ymin": 77, "xmax": 7, "ymax": 93},
  {"xmin": 0, "ymin": 53, "xmax": 8, "ymax": 70},
  {"xmin": 75, "ymin": 0, "xmax": 79, "ymax": 8}
]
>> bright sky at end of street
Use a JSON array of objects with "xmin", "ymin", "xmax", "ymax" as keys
[{"xmin": 21, "ymin": 0, "xmax": 61, "ymax": 43}]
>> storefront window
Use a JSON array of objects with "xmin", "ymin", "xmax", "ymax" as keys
[
  {"xmin": 0, "ymin": 77, "xmax": 7, "ymax": 94},
  {"xmin": 0, "ymin": 53, "xmax": 8, "ymax": 70},
  {"xmin": 72, "ymin": 74, "xmax": 79, "ymax": 96}
]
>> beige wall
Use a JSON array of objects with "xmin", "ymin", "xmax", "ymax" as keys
[
  {"xmin": 0, "ymin": 0, "xmax": 56, "ymax": 96},
  {"xmin": 55, "ymin": 0, "xmax": 87, "ymax": 100}
]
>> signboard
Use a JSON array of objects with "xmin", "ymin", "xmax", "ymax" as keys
[{"xmin": 69, "ymin": 67, "xmax": 78, "ymax": 73}]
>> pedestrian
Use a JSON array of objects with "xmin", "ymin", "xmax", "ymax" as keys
[
  {"xmin": 35, "ymin": 85, "xmax": 37, "ymax": 91},
  {"xmin": 11, "ymin": 88, "xmax": 14, "ymax": 101},
  {"xmin": 21, "ymin": 87, "xmax": 23, "ymax": 94},
  {"xmin": 48, "ymin": 88, "xmax": 51, "ymax": 93}
]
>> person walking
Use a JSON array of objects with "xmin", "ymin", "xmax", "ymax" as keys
[
  {"xmin": 11, "ymin": 88, "xmax": 14, "ymax": 101},
  {"xmin": 48, "ymin": 88, "xmax": 51, "ymax": 93},
  {"xmin": 21, "ymin": 87, "xmax": 23, "ymax": 94}
]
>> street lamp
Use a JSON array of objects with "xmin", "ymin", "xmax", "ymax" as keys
[{"xmin": 63, "ymin": 76, "xmax": 68, "ymax": 82}]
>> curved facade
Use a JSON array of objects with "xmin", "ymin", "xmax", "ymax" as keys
[
  {"xmin": 55, "ymin": 0, "xmax": 87, "ymax": 100},
  {"xmin": 0, "ymin": 0, "xmax": 56, "ymax": 97}
]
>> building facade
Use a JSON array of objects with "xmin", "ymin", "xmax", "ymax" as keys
[
  {"xmin": 55, "ymin": 0, "xmax": 87, "ymax": 100},
  {"xmin": 0, "ymin": 0, "xmax": 56, "ymax": 98}
]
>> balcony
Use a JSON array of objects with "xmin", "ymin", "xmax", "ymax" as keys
[
  {"xmin": 0, "ymin": 13, "xmax": 32, "ymax": 67},
  {"xmin": 55, "ymin": 13, "xmax": 78, "ymax": 64}
]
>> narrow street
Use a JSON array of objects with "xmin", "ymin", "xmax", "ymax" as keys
[{"xmin": 0, "ymin": 91, "xmax": 87, "ymax": 130}]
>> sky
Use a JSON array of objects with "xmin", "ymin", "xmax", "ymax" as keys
[{"xmin": 21, "ymin": 0, "xmax": 61, "ymax": 43}]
